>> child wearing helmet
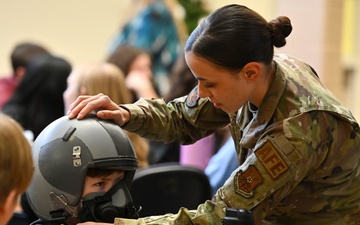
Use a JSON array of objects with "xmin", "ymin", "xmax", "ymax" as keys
[{"xmin": 26, "ymin": 115, "xmax": 140, "ymax": 225}]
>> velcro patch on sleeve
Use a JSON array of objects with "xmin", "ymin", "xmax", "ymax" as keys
[
  {"xmin": 255, "ymin": 141, "xmax": 289, "ymax": 179},
  {"xmin": 234, "ymin": 165, "xmax": 263, "ymax": 198},
  {"xmin": 185, "ymin": 86, "xmax": 199, "ymax": 108}
]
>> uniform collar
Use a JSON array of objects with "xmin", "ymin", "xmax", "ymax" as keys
[
  {"xmin": 255, "ymin": 61, "xmax": 286, "ymax": 125},
  {"xmin": 237, "ymin": 61, "xmax": 286, "ymax": 146}
]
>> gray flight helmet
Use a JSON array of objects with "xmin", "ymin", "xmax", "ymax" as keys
[{"xmin": 26, "ymin": 115, "xmax": 138, "ymax": 222}]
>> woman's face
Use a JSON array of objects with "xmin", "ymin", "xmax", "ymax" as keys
[
  {"xmin": 63, "ymin": 71, "xmax": 81, "ymax": 114},
  {"xmin": 129, "ymin": 53, "xmax": 152, "ymax": 79},
  {"xmin": 82, "ymin": 170, "xmax": 125, "ymax": 198},
  {"xmin": 185, "ymin": 52, "xmax": 249, "ymax": 113}
]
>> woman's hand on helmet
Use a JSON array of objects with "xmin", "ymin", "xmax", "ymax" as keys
[{"xmin": 67, "ymin": 93, "xmax": 130, "ymax": 126}]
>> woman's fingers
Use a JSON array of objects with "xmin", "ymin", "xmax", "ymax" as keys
[{"xmin": 67, "ymin": 93, "xmax": 117, "ymax": 119}]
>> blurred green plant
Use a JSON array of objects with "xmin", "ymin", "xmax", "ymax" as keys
[{"xmin": 178, "ymin": 0, "xmax": 209, "ymax": 34}]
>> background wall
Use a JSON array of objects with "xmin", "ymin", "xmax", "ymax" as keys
[
  {"xmin": 0, "ymin": 0, "xmax": 128, "ymax": 75},
  {"xmin": 0, "ymin": 0, "xmax": 276, "ymax": 75}
]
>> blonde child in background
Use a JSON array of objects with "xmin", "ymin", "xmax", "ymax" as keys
[{"xmin": 63, "ymin": 62, "xmax": 149, "ymax": 168}]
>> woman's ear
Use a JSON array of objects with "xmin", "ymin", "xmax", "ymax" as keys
[{"xmin": 243, "ymin": 62, "xmax": 261, "ymax": 81}]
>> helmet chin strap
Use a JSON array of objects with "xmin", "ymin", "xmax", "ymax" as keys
[
  {"xmin": 48, "ymin": 192, "xmax": 81, "ymax": 225},
  {"xmin": 50, "ymin": 192, "xmax": 81, "ymax": 216}
]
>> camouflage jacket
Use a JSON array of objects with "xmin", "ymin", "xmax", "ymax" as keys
[{"xmin": 117, "ymin": 54, "xmax": 360, "ymax": 225}]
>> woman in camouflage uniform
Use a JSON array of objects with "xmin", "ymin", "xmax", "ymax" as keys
[{"xmin": 69, "ymin": 4, "xmax": 360, "ymax": 225}]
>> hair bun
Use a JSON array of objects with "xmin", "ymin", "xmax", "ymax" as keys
[{"xmin": 269, "ymin": 16, "xmax": 292, "ymax": 47}]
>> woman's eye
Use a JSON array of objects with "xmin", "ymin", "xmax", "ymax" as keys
[{"xmin": 204, "ymin": 83, "xmax": 213, "ymax": 88}]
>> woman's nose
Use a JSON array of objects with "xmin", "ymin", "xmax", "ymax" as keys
[{"xmin": 197, "ymin": 82, "xmax": 211, "ymax": 98}]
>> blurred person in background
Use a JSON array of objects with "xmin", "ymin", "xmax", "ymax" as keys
[
  {"xmin": 0, "ymin": 42, "xmax": 50, "ymax": 108},
  {"xmin": 162, "ymin": 50, "xmax": 196, "ymax": 103},
  {"xmin": 2, "ymin": 54, "xmax": 71, "ymax": 140},
  {"xmin": 63, "ymin": 62, "xmax": 149, "ymax": 168},
  {"xmin": 106, "ymin": 44, "xmax": 158, "ymax": 102},
  {"xmin": 108, "ymin": 0, "xmax": 187, "ymax": 96},
  {"xmin": 107, "ymin": 45, "xmax": 179, "ymax": 165},
  {"xmin": 204, "ymin": 127, "xmax": 239, "ymax": 196}
]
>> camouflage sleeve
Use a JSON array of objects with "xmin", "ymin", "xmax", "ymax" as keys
[
  {"xmin": 114, "ymin": 109, "xmax": 359, "ymax": 224},
  {"xmin": 219, "ymin": 133, "xmax": 312, "ymax": 222},
  {"xmin": 114, "ymin": 200, "xmax": 229, "ymax": 225},
  {"xmin": 121, "ymin": 92, "xmax": 229, "ymax": 144},
  {"xmin": 113, "ymin": 122, "xmax": 310, "ymax": 225}
]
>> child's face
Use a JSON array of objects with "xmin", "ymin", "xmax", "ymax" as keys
[{"xmin": 82, "ymin": 170, "xmax": 125, "ymax": 197}]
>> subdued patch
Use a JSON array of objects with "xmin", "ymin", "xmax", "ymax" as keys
[{"xmin": 234, "ymin": 165, "xmax": 263, "ymax": 198}]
